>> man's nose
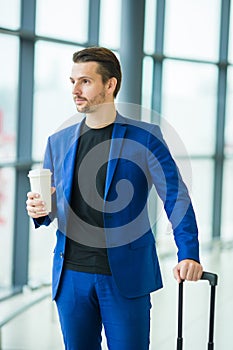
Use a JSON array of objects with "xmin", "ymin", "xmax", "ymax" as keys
[{"xmin": 72, "ymin": 82, "xmax": 81, "ymax": 95}]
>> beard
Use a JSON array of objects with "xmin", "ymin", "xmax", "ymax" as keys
[{"xmin": 75, "ymin": 90, "xmax": 106, "ymax": 114}]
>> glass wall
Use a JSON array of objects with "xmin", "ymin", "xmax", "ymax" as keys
[
  {"xmin": 221, "ymin": 66, "xmax": 233, "ymax": 241},
  {"xmin": 164, "ymin": 0, "xmax": 221, "ymax": 61},
  {"xmin": 33, "ymin": 41, "xmax": 79, "ymax": 160},
  {"xmin": 0, "ymin": 33, "xmax": 19, "ymax": 289},
  {"xmin": 161, "ymin": 60, "xmax": 217, "ymax": 242},
  {"xmin": 224, "ymin": 67, "xmax": 233, "ymax": 156},
  {"xmin": 0, "ymin": 0, "xmax": 21, "ymax": 29},
  {"xmin": 0, "ymin": 35, "xmax": 19, "ymax": 162},
  {"xmin": 0, "ymin": 168, "xmax": 15, "ymax": 287},
  {"xmin": 143, "ymin": 0, "xmax": 157, "ymax": 54},
  {"xmin": 162, "ymin": 60, "xmax": 217, "ymax": 155},
  {"xmin": 142, "ymin": 56, "xmax": 154, "ymax": 112},
  {"xmin": 29, "ymin": 0, "xmax": 123, "ymax": 286},
  {"xmin": 29, "ymin": 41, "xmax": 80, "ymax": 284},
  {"xmin": 142, "ymin": 0, "xmax": 232, "ymax": 247},
  {"xmin": 229, "ymin": 0, "xmax": 233, "ymax": 63},
  {"xmin": 99, "ymin": 0, "xmax": 122, "ymax": 49},
  {"xmin": 0, "ymin": 0, "xmax": 232, "ymax": 294},
  {"xmin": 35, "ymin": 0, "xmax": 89, "ymax": 43}
]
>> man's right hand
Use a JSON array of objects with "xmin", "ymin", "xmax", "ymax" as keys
[{"xmin": 26, "ymin": 187, "xmax": 55, "ymax": 219}]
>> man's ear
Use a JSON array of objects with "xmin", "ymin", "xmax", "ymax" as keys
[{"xmin": 106, "ymin": 77, "xmax": 117, "ymax": 96}]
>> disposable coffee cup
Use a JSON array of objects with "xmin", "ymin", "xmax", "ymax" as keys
[{"xmin": 28, "ymin": 169, "xmax": 52, "ymax": 212}]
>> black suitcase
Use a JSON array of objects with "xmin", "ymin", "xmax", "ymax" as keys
[{"xmin": 177, "ymin": 271, "xmax": 218, "ymax": 350}]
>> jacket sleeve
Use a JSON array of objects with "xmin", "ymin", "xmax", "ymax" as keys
[
  {"xmin": 33, "ymin": 136, "xmax": 57, "ymax": 229},
  {"xmin": 147, "ymin": 124, "xmax": 200, "ymax": 263}
]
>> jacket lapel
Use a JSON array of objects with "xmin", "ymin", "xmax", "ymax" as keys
[
  {"xmin": 62, "ymin": 118, "xmax": 85, "ymax": 204},
  {"xmin": 104, "ymin": 114, "xmax": 127, "ymax": 199}
]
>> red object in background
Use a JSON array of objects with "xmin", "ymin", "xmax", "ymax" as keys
[
  {"xmin": 0, "ymin": 109, "xmax": 16, "ymax": 225},
  {"xmin": 0, "ymin": 109, "xmax": 15, "ymax": 143},
  {"xmin": 0, "ymin": 173, "xmax": 6, "ymax": 224},
  {"xmin": 0, "ymin": 110, "xmax": 3, "ymax": 134},
  {"xmin": 0, "ymin": 109, "xmax": 10, "ymax": 225}
]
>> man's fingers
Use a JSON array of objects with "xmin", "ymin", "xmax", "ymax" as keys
[
  {"xmin": 179, "ymin": 261, "xmax": 190, "ymax": 280},
  {"xmin": 187, "ymin": 262, "xmax": 203, "ymax": 281},
  {"xmin": 26, "ymin": 198, "xmax": 44, "ymax": 206},
  {"xmin": 28, "ymin": 211, "xmax": 48, "ymax": 219},
  {"xmin": 26, "ymin": 202, "xmax": 48, "ymax": 217},
  {"xmin": 26, "ymin": 192, "xmax": 49, "ymax": 218},
  {"xmin": 26, "ymin": 187, "xmax": 55, "ymax": 218},
  {"xmin": 197, "ymin": 268, "xmax": 203, "ymax": 280},
  {"xmin": 27, "ymin": 203, "xmax": 46, "ymax": 213},
  {"xmin": 173, "ymin": 259, "xmax": 203, "ymax": 283},
  {"xmin": 173, "ymin": 266, "xmax": 182, "ymax": 283},
  {"xmin": 27, "ymin": 191, "xmax": 40, "ymax": 200}
]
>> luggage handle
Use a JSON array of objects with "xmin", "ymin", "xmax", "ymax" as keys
[
  {"xmin": 201, "ymin": 271, "xmax": 218, "ymax": 287},
  {"xmin": 177, "ymin": 271, "xmax": 218, "ymax": 350}
]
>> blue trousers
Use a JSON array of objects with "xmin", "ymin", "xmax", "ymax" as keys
[{"xmin": 55, "ymin": 269, "xmax": 151, "ymax": 350}]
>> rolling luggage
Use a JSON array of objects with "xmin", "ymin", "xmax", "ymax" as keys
[{"xmin": 177, "ymin": 271, "xmax": 218, "ymax": 350}]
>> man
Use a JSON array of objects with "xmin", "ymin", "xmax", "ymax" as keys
[{"xmin": 26, "ymin": 47, "xmax": 203, "ymax": 350}]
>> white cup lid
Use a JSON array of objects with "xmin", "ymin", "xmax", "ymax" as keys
[{"xmin": 28, "ymin": 168, "xmax": 52, "ymax": 177}]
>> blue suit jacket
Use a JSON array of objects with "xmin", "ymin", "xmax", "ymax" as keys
[{"xmin": 35, "ymin": 113, "xmax": 200, "ymax": 300}]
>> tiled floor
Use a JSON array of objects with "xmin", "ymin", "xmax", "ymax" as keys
[{"xmin": 1, "ymin": 243, "xmax": 232, "ymax": 349}]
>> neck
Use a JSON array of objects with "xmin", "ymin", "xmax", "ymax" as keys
[{"xmin": 85, "ymin": 103, "xmax": 117, "ymax": 129}]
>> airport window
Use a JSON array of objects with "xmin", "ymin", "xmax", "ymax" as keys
[
  {"xmin": 190, "ymin": 159, "xmax": 214, "ymax": 243},
  {"xmin": 229, "ymin": 0, "xmax": 233, "ymax": 62},
  {"xmin": 164, "ymin": 0, "xmax": 221, "ymax": 61},
  {"xmin": 142, "ymin": 56, "xmax": 154, "ymax": 113},
  {"xmin": 0, "ymin": 34, "xmax": 19, "ymax": 162},
  {"xmin": 0, "ymin": 34, "xmax": 19, "ymax": 290},
  {"xmin": 99, "ymin": 0, "xmax": 122, "ymax": 49},
  {"xmin": 221, "ymin": 66, "xmax": 233, "ymax": 241},
  {"xmin": 32, "ymin": 41, "xmax": 80, "ymax": 161},
  {"xmin": 221, "ymin": 160, "xmax": 233, "ymax": 242},
  {"xmin": 0, "ymin": 0, "xmax": 21, "ymax": 29},
  {"xmin": 0, "ymin": 168, "xmax": 15, "ymax": 288},
  {"xmin": 143, "ymin": 0, "xmax": 157, "ymax": 54},
  {"xmin": 161, "ymin": 59, "xmax": 218, "ymax": 156},
  {"xmin": 35, "ymin": 0, "xmax": 89, "ymax": 43},
  {"xmin": 0, "ymin": 0, "xmax": 232, "ymax": 295},
  {"xmin": 225, "ymin": 66, "xmax": 233, "ymax": 156}
]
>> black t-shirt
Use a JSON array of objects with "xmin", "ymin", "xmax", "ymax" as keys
[{"xmin": 64, "ymin": 122, "xmax": 113, "ymax": 275}]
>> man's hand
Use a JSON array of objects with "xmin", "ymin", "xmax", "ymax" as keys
[
  {"xmin": 173, "ymin": 259, "xmax": 203, "ymax": 283},
  {"xmin": 26, "ymin": 187, "xmax": 56, "ymax": 219}
]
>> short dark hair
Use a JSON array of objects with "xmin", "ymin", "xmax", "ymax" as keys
[{"xmin": 73, "ymin": 47, "xmax": 122, "ymax": 98}]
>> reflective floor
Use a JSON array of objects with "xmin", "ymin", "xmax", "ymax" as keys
[{"xmin": 1, "ymin": 243, "xmax": 232, "ymax": 350}]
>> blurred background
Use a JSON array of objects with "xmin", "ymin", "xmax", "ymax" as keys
[{"xmin": 0, "ymin": 0, "xmax": 232, "ymax": 349}]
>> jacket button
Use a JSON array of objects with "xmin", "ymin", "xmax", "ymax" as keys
[{"xmin": 60, "ymin": 252, "xmax": 64, "ymax": 258}]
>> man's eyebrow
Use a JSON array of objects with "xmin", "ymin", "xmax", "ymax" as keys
[{"xmin": 69, "ymin": 75, "xmax": 93, "ymax": 81}]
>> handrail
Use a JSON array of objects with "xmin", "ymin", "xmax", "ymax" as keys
[
  {"xmin": 0, "ymin": 290, "xmax": 50, "ymax": 349},
  {"xmin": 0, "ymin": 291, "xmax": 50, "ymax": 327}
]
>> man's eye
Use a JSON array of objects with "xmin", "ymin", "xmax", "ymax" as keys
[{"xmin": 83, "ymin": 79, "xmax": 90, "ymax": 84}]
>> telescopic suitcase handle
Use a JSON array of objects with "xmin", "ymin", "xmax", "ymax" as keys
[
  {"xmin": 177, "ymin": 271, "xmax": 218, "ymax": 350},
  {"xmin": 201, "ymin": 271, "xmax": 218, "ymax": 287}
]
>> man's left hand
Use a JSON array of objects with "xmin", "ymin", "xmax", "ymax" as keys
[{"xmin": 173, "ymin": 259, "xmax": 203, "ymax": 283}]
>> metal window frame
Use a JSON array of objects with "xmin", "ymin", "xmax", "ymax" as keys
[
  {"xmin": 12, "ymin": 0, "xmax": 36, "ymax": 287},
  {"xmin": 119, "ymin": 0, "xmax": 146, "ymax": 109},
  {"xmin": 212, "ymin": 0, "xmax": 231, "ymax": 239},
  {"xmin": 88, "ymin": 0, "xmax": 101, "ymax": 46},
  {"xmin": 151, "ymin": 0, "xmax": 165, "ymax": 117},
  {"xmin": 144, "ymin": 0, "xmax": 232, "ymax": 241}
]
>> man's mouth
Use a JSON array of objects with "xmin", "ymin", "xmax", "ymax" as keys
[{"xmin": 74, "ymin": 97, "xmax": 86, "ymax": 104}]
